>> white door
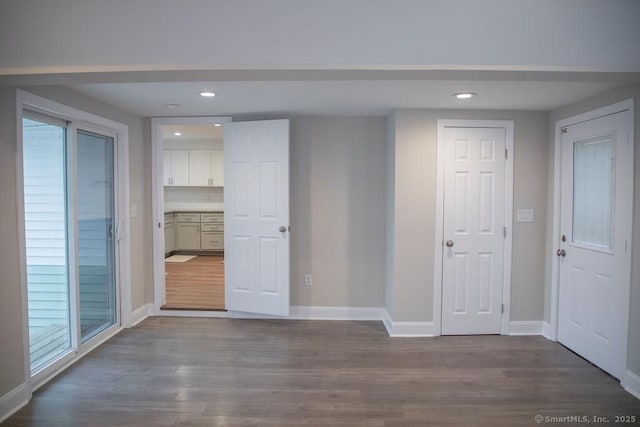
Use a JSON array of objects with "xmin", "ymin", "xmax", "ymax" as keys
[
  {"xmin": 558, "ymin": 110, "xmax": 632, "ymax": 379},
  {"xmin": 223, "ymin": 119, "xmax": 290, "ymax": 316},
  {"xmin": 441, "ymin": 126, "xmax": 507, "ymax": 335}
]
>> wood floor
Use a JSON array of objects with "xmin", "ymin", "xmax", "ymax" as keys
[
  {"xmin": 164, "ymin": 255, "xmax": 225, "ymax": 310},
  {"xmin": 4, "ymin": 317, "xmax": 639, "ymax": 426}
]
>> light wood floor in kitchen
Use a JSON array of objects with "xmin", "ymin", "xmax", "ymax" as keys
[
  {"xmin": 163, "ymin": 255, "xmax": 225, "ymax": 310},
  {"xmin": 5, "ymin": 317, "xmax": 640, "ymax": 426}
]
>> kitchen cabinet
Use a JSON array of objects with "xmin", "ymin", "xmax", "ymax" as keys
[
  {"xmin": 200, "ymin": 212, "xmax": 223, "ymax": 250},
  {"xmin": 172, "ymin": 211, "xmax": 224, "ymax": 252},
  {"xmin": 177, "ymin": 222, "xmax": 201, "ymax": 250},
  {"xmin": 188, "ymin": 149, "xmax": 224, "ymax": 186},
  {"xmin": 164, "ymin": 213, "xmax": 175, "ymax": 255},
  {"xmin": 163, "ymin": 150, "xmax": 189, "ymax": 186}
]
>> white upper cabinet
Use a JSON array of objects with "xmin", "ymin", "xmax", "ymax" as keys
[
  {"xmin": 187, "ymin": 149, "xmax": 224, "ymax": 186},
  {"xmin": 163, "ymin": 150, "xmax": 189, "ymax": 186}
]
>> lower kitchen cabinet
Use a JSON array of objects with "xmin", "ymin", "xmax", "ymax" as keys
[{"xmin": 177, "ymin": 222, "xmax": 201, "ymax": 250}]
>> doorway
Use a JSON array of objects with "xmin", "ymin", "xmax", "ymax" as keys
[
  {"xmin": 553, "ymin": 100, "xmax": 633, "ymax": 379},
  {"xmin": 151, "ymin": 117, "xmax": 292, "ymax": 317},
  {"xmin": 154, "ymin": 119, "xmax": 230, "ymax": 311},
  {"xmin": 434, "ymin": 120, "xmax": 514, "ymax": 336}
]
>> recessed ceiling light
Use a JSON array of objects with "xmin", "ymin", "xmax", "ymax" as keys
[
  {"xmin": 166, "ymin": 103, "xmax": 181, "ymax": 109},
  {"xmin": 174, "ymin": 132, "xmax": 182, "ymax": 136},
  {"xmin": 200, "ymin": 91, "xmax": 216, "ymax": 97},
  {"xmin": 453, "ymin": 92, "xmax": 477, "ymax": 99},
  {"xmin": 213, "ymin": 123, "xmax": 222, "ymax": 127}
]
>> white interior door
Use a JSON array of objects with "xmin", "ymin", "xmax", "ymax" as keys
[
  {"xmin": 441, "ymin": 126, "xmax": 507, "ymax": 335},
  {"xmin": 558, "ymin": 109, "xmax": 632, "ymax": 379},
  {"xmin": 223, "ymin": 119, "xmax": 290, "ymax": 316}
]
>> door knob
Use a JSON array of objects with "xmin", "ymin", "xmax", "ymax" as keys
[
  {"xmin": 556, "ymin": 249, "xmax": 566, "ymax": 257},
  {"xmin": 279, "ymin": 226, "xmax": 287, "ymax": 232},
  {"xmin": 446, "ymin": 240, "xmax": 454, "ymax": 248}
]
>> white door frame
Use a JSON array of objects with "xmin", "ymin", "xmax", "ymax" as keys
[
  {"xmin": 548, "ymin": 99, "xmax": 634, "ymax": 343},
  {"xmin": 433, "ymin": 119, "xmax": 514, "ymax": 336},
  {"xmin": 150, "ymin": 116, "xmax": 232, "ymax": 316}
]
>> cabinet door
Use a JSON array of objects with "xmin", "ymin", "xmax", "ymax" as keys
[
  {"xmin": 177, "ymin": 223, "xmax": 201, "ymax": 250},
  {"xmin": 164, "ymin": 223, "xmax": 175, "ymax": 255},
  {"xmin": 212, "ymin": 149, "xmax": 224, "ymax": 186},
  {"xmin": 163, "ymin": 150, "xmax": 172, "ymax": 186},
  {"xmin": 171, "ymin": 150, "xmax": 190, "ymax": 186},
  {"xmin": 189, "ymin": 149, "xmax": 212, "ymax": 186}
]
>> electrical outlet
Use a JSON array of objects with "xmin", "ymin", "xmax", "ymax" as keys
[{"xmin": 304, "ymin": 274, "xmax": 312, "ymax": 286}]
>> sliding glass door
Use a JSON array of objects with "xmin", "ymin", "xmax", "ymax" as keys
[
  {"xmin": 22, "ymin": 117, "xmax": 72, "ymax": 373},
  {"xmin": 76, "ymin": 129, "xmax": 117, "ymax": 342},
  {"xmin": 22, "ymin": 115, "xmax": 119, "ymax": 375}
]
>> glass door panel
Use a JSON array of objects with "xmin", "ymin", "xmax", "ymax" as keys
[
  {"xmin": 76, "ymin": 129, "xmax": 116, "ymax": 342},
  {"xmin": 22, "ymin": 118, "xmax": 72, "ymax": 373},
  {"xmin": 572, "ymin": 135, "xmax": 615, "ymax": 250}
]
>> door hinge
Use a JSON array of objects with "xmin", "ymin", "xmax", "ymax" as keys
[
  {"xmin": 503, "ymin": 226, "xmax": 507, "ymax": 238},
  {"xmin": 504, "ymin": 148, "xmax": 508, "ymax": 159},
  {"xmin": 158, "ymin": 222, "xmax": 161, "ymax": 229},
  {"xmin": 561, "ymin": 127, "xmax": 568, "ymax": 134},
  {"xmin": 501, "ymin": 304, "xmax": 504, "ymax": 314}
]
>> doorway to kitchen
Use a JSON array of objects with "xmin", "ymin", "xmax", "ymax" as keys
[{"xmin": 152, "ymin": 117, "xmax": 232, "ymax": 312}]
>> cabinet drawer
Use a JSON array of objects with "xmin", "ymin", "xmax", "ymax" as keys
[
  {"xmin": 201, "ymin": 223, "xmax": 224, "ymax": 232},
  {"xmin": 164, "ymin": 213, "xmax": 174, "ymax": 225},
  {"xmin": 201, "ymin": 213, "xmax": 223, "ymax": 223},
  {"xmin": 177, "ymin": 213, "xmax": 201, "ymax": 223},
  {"xmin": 201, "ymin": 232, "xmax": 224, "ymax": 250}
]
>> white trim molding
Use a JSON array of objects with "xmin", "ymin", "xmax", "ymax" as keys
[
  {"xmin": 508, "ymin": 321, "xmax": 544, "ymax": 336},
  {"xmin": 129, "ymin": 303, "xmax": 154, "ymax": 327},
  {"xmin": 622, "ymin": 371, "xmax": 640, "ymax": 400},
  {"xmin": 433, "ymin": 119, "xmax": 515, "ymax": 336},
  {"xmin": 542, "ymin": 322, "xmax": 555, "ymax": 341},
  {"xmin": 383, "ymin": 309, "xmax": 434, "ymax": 337},
  {"xmin": 0, "ymin": 383, "xmax": 30, "ymax": 424}
]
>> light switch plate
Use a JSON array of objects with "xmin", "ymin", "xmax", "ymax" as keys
[
  {"xmin": 516, "ymin": 208, "xmax": 534, "ymax": 223},
  {"xmin": 130, "ymin": 204, "xmax": 138, "ymax": 218}
]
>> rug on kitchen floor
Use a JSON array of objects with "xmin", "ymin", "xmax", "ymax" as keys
[{"xmin": 165, "ymin": 255, "xmax": 197, "ymax": 263}]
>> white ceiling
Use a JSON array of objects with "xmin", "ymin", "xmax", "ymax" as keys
[{"xmin": 69, "ymin": 79, "xmax": 622, "ymax": 118}]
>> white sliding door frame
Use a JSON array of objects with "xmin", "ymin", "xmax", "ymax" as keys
[
  {"xmin": 549, "ymin": 99, "xmax": 634, "ymax": 343},
  {"xmin": 16, "ymin": 90, "xmax": 131, "ymax": 391},
  {"xmin": 433, "ymin": 119, "xmax": 514, "ymax": 336},
  {"xmin": 150, "ymin": 116, "xmax": 232, "ymax": 315}
]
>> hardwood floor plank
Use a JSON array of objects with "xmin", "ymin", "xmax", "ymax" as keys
[
  {"xmin": 4, "ymin": 317, "xmax": 639, "ymax": 427},
  {"xmin": 163, "ymin": 255, "xmax": 225, "ymax": 310}
]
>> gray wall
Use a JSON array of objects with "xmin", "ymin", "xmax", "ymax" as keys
[
  {"xmin": 546, "ymin": 83, "xmax": 640, "ymax": 376},
  {"xmin": 290, "ymin": 116, "xmax": 387, "ymax": 307},
  {"xmin": 387, "ymin": 109, "xmax": 549, "ymax": 322},
  {"xmin": 0, "ymin": 88, "xmax": 26, "ymax": 397}
]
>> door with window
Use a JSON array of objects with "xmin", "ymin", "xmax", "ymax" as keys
[
  {"xmin": 557, "ymin": 109, "xmax": 632, "ymax": 379},
  {"xmin": 22, "ymin": 114, "xmax": 119, "ymax": 375}
]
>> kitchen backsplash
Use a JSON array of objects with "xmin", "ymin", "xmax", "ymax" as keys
[{"xmin": 164, "ymin": 187, "xmax": 223, "ymax": 211}]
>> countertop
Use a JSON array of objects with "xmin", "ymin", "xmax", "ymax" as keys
[{"xmin": 164, "ymin": 209, "xmax": 223, "ymax": 214}]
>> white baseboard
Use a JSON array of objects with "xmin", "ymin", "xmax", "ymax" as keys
[
  {"xmin": 383, "ymin": 309, "xmax": 434, "ymax": 337},
  {"xmin": 129, "ymin": 303, "xmax": 154, "ymax": 327},
  {"xmin": 290, "ymin": 306, "xmax": 383, "ymax": 320},
  {"xmin": 622, "ymin": 370, "xmax": 640, "ymax": 400},
  {"xmin": 508, "ymin": 321, "xmax": 543, "ymax": 336},
  {"xmin": 0, "ymin": 382, "xmax": 30, "ymax": 424},
  {"xmin": 542, "ymin": 321, "xmax": 555, "ymax": 341},
  {"xmin": 227, "ymin": 306, "xmax": 385, "ymax": 321}
]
